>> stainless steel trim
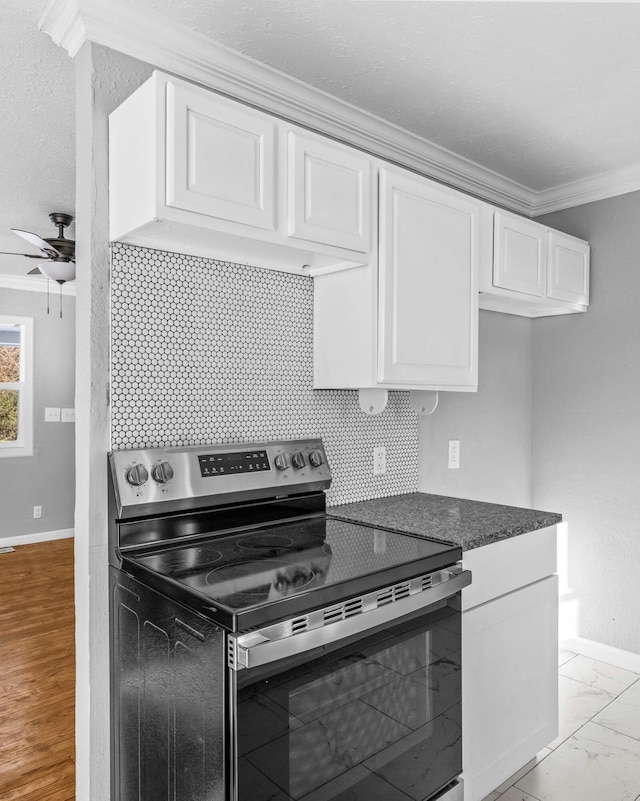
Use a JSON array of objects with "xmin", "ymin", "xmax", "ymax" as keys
[
  {"xmin": 228, "ymin": 567, "xmax": 471, "ymax": 670},
  {"xmin": 109, "ymin": 438, "xmax": 332, "ymax": 519}
]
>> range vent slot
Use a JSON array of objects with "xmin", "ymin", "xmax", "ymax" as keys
[
  {"xmin": 376, "ymin": 586, "xmax": 395, "ymax": 607},
  {"xmin": 344, "ymin": 598, "xmax": 363, "ymax": 618},
  {"xmin": 324, "ymin": 605, "xmax": 345, "ymax": 624},
  {"xmin": 393, "ymin": 582, "xmax": 411, "ymax": 601},
  {"xmin": 291, "ymin": 616, "xmax": 309, "ymax": 634},
  {"xmin": 420, "ymin": 574, "xmax": 434, "ymax": 591}
]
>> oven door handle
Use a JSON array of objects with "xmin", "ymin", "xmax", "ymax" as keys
[{"xmin": 228, "ymin": 567, "xmax": 471, "ymax": 671}]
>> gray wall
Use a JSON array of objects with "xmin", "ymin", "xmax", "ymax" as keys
[
  {"xmin": 535, "ymin": 191, "xmax": 640, "ymax": 653},
  {"xmin": 419, "ymin": 309, "xmax": 532, "ymax": 508},
  {"xmin": 0, "ymin": 287, "xmax": 75, "ymax": 538}
]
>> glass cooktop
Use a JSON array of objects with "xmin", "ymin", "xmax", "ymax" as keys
[{"xmin": 127, "ymin": 515, "xmax": 460, "ymax": 630}]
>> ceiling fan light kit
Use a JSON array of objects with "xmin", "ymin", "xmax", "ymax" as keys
[{"xmin": 0, "ymin": 212, "xmax": 76, "ymax": 316}]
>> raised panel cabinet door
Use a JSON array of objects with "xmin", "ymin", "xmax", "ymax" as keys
[
  {"xmin": 547, "ymin": 230, "xmax": 590, "ymax": 306},
  {"xmin": 378, "ymin": 167, "xmax": 479, "ymax": 388},
  {"xmin": 288, "ymin": 131, "xmax": 371, "ymax": 252},
  {"xmin": 494, "ymin": 212, "xmax": 547, "ymax": 297},
  {"xmin": 165, "ymin": 80, "xmax": 276, "ymax": 230},
  {"xmin": 462, "ymin": 575, "xmax": 559, "ymax": 801}
]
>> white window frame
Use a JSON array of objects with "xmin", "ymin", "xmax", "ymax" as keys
[{"xmin": 0, "ymin": 315, "xmax": 34, "ymax": 458}]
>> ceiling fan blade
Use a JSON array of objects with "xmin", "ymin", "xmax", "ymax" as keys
[
  {"xmin": 27, "ymin": 267, "xmax": 43, "ymax": 276},
  {"xmin": 0, "ymin": 250, "xmax": 41, "ymax": 258},
  {"xmin": 11, "ymin": 228, "xmax": 62, "ymax": 258}
]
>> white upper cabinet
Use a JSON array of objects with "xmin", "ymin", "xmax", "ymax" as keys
[
  {"xmin": 165, "ymin": 80, "xmax": 276, "ymax": 231},
  {"xmin": 109, "ymin": 72, "xmax": 370, "ymax": 274},
  {"xmin": 493, "ymin": 211, "xmax": 547, "ymax": 298},
  {"xmin": 547, "ymin": 230, "xmax": 590, "ymax": 306},
  {"xmin": 313, "ymin": 165, "xmax": 482, "ymax": 392},
  {"xmin": 480, "ymin": 211, "xmax": 589, "ymax": 317},
  {"xmin": 378, "ymin": 167, "xmax": 479, "ymax": 389},
  {"xmin": 287, "ymin": 131, "xmax": 371, "ymax": 253}
]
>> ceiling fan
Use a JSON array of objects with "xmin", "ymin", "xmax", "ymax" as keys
[{"xmin": 0, "ymin": 212, "xmax": 76, "ymax": 284}]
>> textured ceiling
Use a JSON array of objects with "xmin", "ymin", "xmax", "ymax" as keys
[
  {"xmin": 133, "ymin": 0, "xmax": 640, "ymax": 192},
  {"xmin": 0, "ymin": 0, "xmax": 74, "ymax": 277},
  {"xmin": 4, "ymin": 1, "xmax": 640, "ymax": 277}
]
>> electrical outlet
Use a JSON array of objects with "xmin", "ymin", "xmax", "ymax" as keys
[
  {"xmin": 448, "ymin": 440, "xmax": 460, "ymax": 469},
  {"xmin": 33, "ymin": 505, "xmax": 42, "ymax": 519},
  {"xmin": 373, "ymin": 446, "xmax": 386, "ymax": 476},
  {"xmin": 44, "ymin": 407, "xmax": 61, "ymax": 422}
]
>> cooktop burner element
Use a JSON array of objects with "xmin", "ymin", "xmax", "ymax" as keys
[{"xmin": 235, "ymin": 533, "xmax": 294, "ymax": 552}]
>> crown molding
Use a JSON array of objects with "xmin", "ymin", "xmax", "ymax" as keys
[
  {"xmin": 0, "ymin": 274, "xmax": 76, "ymax": 295},
  {"xmin": 40, "ymin": 0, "xmax": 535, "ymax": 215},
  {"xmin": 532, "ymin": 163, "xmax": 640, "ymax": 217},
  {"xmin": 40, "ymin": 0, "xmax": 640, "ymax": 219}
]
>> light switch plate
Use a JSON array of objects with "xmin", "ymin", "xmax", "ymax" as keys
[
  {"xmin": 448, "ymin": 439, "xmax": 460, "ymax": 469},
  {"xmin": 61, "ymin": 408, "xmax": 76, "ymax": 423},
  {"xmin": 44, "ymin": 407, "xmax": 61, "ymax": 422}
]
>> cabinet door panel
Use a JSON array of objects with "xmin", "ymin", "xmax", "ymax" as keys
[
  {"xmin": 288, "ymin": 131, "xmax": 370, "ymax": 252},
  {"xmin": 378, "ymin": 168, "xmax": 478, "ymax": 388},
  {"xmin": 547, "ymin": 230, "xmax": 590, "ymax": 305},
  {"xmin": 494, "ymin": 212, "xmax": 546, "ymax": 297},
  {"xmin": 166, "ymin": 81, "xmax": 276, "ymax": 230},
  {"xmin": 462, "ymin": 575, "xmax": 558, "ymax": 801}
]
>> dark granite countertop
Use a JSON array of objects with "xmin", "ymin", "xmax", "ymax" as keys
[{"xmin": 327, "ymin": 492, "xmax": 562, "ymax": 551}]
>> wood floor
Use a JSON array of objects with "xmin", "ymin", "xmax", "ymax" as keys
[{"xmin": 0, "ymin": 538, "xmax": 75, "ymax": 801}]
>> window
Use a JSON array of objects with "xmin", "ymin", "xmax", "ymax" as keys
[{"xmin": 0, "ymin": 316, "xmax": 33, "ymax": 457}]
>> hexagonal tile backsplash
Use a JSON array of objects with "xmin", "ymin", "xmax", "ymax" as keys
[{"xmin": 110, "ymin": 244, "xmax": 418, "ymax": 505}]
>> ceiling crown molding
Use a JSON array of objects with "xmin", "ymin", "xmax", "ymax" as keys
[
  {"xmin": 40, "ymin": 0, "xmax": 536, "ymax": 215},
  {"xmin": 532, "ymin": 163, "xmax": 640, "ymax": 217},
  {"xmin": 40, "ymin": 0, "xmax": 640, "ymax": 218},
  {"xmin": 0, "ymin": 274, "xmax": 76, "ymax": 295}
]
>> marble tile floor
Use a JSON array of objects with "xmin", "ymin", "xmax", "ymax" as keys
[{"xmin": 481, "ymin": 649, "xmax": 640, "ymax": 801}]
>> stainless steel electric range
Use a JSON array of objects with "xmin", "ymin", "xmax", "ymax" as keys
[{"xmin": 108, "ymin": 439, "xmax": 471, "ymax": 801}]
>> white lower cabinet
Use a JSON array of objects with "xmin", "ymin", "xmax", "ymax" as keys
[{"xmin": 461, "ymin": 528, "xmax": 559, "ymax": 801}]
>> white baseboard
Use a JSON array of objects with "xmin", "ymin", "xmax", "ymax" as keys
[
  {"xmin": 0, "ymin": 528, "xmax": 74, "ymax": 548},
  {"xmin": 561, "ymin": 637, "xmax": 640, "ymax": 674}
]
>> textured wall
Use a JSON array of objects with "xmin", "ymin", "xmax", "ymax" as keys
[
  {"xmin": 0, "ymin": 287, "xmax": 75, "ymax": 539},
  {"xmin": 418, "ymin": 309, "xmax": 533, "ymax": 508},
  {"xmin": 535, "ymin": 191, "xmax": 640, "ymax": 653},
  {"xmin": 111, "ymin": 244, "xmax": 419, "ymax": 506}
]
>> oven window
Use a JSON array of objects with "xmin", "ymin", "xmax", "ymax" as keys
[{"xmin": 235, "ymin": 605, "xmax": 461, "ymax": 801}]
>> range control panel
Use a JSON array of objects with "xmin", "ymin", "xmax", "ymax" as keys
[
  {"xmin": 198, "ymin": 449, "xmax": 270, "ymax": 478},
  {"xmin": 109, "ymin": 439, "xmax": 331, "ymax": 519}
]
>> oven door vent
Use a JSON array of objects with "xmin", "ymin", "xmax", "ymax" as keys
[
  {"xmin": 323, "ymin": 597, "xmax": 364, "ymax": 625},
  {"xmin": 377, "ymin": 580, "xmax": 412, "ymax": 606},
  {"xmin": 420, "ymin": 574, "xmax": 435, "ymax": 591},
  {"xmin": 291, "ymin": 616, "xmax": 310, "ymax": 634}
]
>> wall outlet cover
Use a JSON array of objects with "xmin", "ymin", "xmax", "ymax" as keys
[
  {"xmin": 373, "ymin": 446, "xmax": 387, "ymax": 476},
  {"xmin": 44, "ymin": 407, "xmax": 61, "ymax": 422}
]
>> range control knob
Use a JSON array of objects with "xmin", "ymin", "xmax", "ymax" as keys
[
  {"xmin": 274, "ymin": 453, "xmax": 291, "ymax": 470},
  {"xmin": 152, "ymin": 461, "xmax": 174, "ymax": 484},
  {"xmin": 291, "ymin": 452, "xmax": 307, "ymax": 469},
  {"xmin": 125, "ymin": 464, "xmax": 149, "ymax": 487},
  {"xmin": 309, "ymin": 450, "xmax": 324, "ymax": 468}
]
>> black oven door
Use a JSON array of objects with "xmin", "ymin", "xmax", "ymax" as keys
[{"xmin": 228, "ymin": 568, "xmax": 470, "ymax": 801}]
